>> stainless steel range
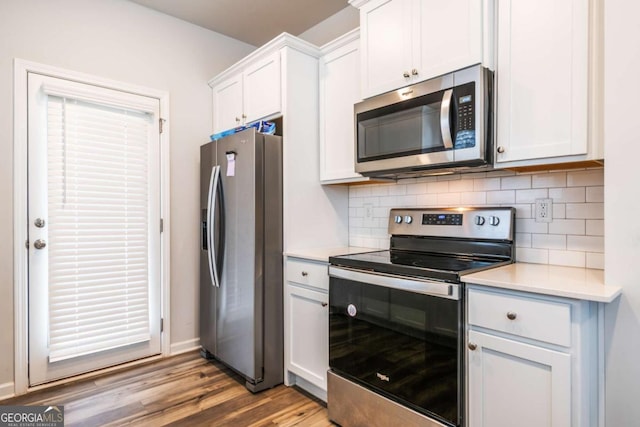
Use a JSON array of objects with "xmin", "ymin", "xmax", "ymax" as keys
[{"xmin": 327, "ymin": 207, "xmax": 515, "ymax": 427}]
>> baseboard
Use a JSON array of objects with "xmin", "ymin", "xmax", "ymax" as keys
[
  {"xmin": 0, "ymin": 382, "xmax": 15, "ymax": 401},
  {"xmin": 289, "ymin": 374, "xmax": 327, "ymax": 402},
  {"xmin": 170, "ymin": 338, "xmax": 200, "ymax": 356}
]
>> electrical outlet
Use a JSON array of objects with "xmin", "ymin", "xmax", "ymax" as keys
[
  {"xmin": 363, "ymin": 203, "xmax": 376, "ymax": 227},
  {"xmin": 535, "ymin": 198, "xmax": 553, "ymax": 223}
]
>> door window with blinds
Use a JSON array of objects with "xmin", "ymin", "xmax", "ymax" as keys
[{"xmin": 27, "ymin": 73, "xmax": 162, "ymax": 385}]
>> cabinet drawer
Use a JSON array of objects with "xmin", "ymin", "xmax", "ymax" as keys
[
  {"xmin": 468, "ymin": 288, "xmax": 571, "ymax": 347},
  {"xmin": 286, "ymin": 258, "xmax": 329, "ymax": 291}
]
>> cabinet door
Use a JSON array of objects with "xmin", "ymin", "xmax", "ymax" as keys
[
  {"xmin": 243, "ymin": 51, "xmax": 281, "ymax": 124},
  {"xmin": 212, "ymin": 73, "xmax": 243, "ymax": 134},
  {"xmin": 319, "ymin": 39, "xmax": 368, "ymax": 184},
  {"xmin": 495, "ymin": 0, "xmax": 589, "ymax": 163},
  {"xmin": 467, "ymin": 330, "xmax": 571, "ymax": 427},
  {"xmin": 360, "ymin": 0, "xmax": 414, "ymax": 97},
  {"xmin": 285, "ymin": 284, "xmax": 329, "ymax": 390},
  {"xmin": 415, "ymin": 0, "xmax": 483, "ymax": 81}
]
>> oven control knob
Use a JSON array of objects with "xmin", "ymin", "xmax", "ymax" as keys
[
  {"xmin": 394, "ymin": 215, "xmax": 403, "ymax": 224},
  {"xmin": 474, "ymin": 215, "xmax": 486, "ymax": 226},
  {"xmin": 347, "ymin": 304, "xmax": 357, "ymax": 317},
  {"xmin": 404, "ymin": 215, "xmax": 413, "ymax": 224},
  {"xmin": 489, "ymin": 216, "xmax": 500, "ymax": 226}
]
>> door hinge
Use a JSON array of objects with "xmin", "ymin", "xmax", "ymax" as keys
[
  {"xmin": 160, "ymin": 218, "xmax": 164, "ymax": 233},
  {"xmin": 160, "ymin": 318, "xmax": 164, "ymax": 332},
  {"xmin": 159, "ymin": 118, "xmax": 166, "ymax": 134}
]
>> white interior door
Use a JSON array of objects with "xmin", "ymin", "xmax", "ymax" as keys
[{"xmin": 27, "ymin": 73, "xmax": 162, "ymax": 386}]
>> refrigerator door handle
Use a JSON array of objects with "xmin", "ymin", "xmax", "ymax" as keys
[{"xmin": 207, "ymin": 165, "xmax": 221, "ymax": 287}]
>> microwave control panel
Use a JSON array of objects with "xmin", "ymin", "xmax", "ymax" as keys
[
  {"xmin": 454, "ymin": 82, "xmax": 476, "ymax": 148},
  {"xmin": 456, "ymin": 82, "xmax": 475, "ymax": 131}
]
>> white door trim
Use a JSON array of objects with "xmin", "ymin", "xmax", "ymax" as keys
[{"xmin": 13, "ymin": 58, "xmax": 171, "ymax": 395}]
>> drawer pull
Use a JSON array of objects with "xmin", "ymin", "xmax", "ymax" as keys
[
  {"xmin": 468, "ymin": 342, "xmax": 477, "ymax": 351},
  {"xmin": 321, "ymin": 302, "xmax": 328, "ymax": 307},
  {"xmin": 301, "ymin": 271, "xmax": 308, "ymax": 277},
  {"xmin": 506, "ymin": 312, "xmax": 517, "ymax": 320}
]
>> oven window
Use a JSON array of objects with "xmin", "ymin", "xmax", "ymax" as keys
[{"xmin": 329, "ymin": 277, "xmax": 461, "ymax": 426}]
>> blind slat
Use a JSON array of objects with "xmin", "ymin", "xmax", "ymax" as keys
[{"xmin": 47, "ymin": 95, "xmax": 152, "ymax": 362}]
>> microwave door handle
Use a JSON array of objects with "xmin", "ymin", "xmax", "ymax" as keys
[{"xmin": 440, "ymin": 89, "xmax": 454, "ymax": 149}]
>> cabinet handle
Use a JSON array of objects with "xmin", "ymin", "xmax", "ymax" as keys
[
  {"xmin": 242, "ymin": 114, "xmax": 247, "ymax": 119},
  {"xmin": 497, "ymin": 146, "xmax": 506, "ymax": 154},
  {"xmin": 235, "ymin": 117, "xmax": 240, "ymax": 123},
  {"xmin": 411, "ymin": 68, "xmax": 418, "ymax": 76},
  {"xmin": 506, "ymin": 312, "xmax": 517, "ymax": 320},
  {"xmin": 321, "ymin": 302, "xmax": 328, "ymax": 307},
  {"xmin": 403, "ymin": 71, "xmax": 410, "ymax": 78},
  {"xmin": 301, "ymin": 271, "xmax": 308, "ymax": 277},
  {"xmin": 468, "ymin": 342, "xmax": 477, "ymax": 351}
]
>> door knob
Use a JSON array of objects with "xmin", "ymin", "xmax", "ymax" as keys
[
  {"xmin": 34, "ymin": 218, "xmax": 46, "ymax": 228},
  {"xmin": 411, "ymin": 68, "xmax": 418, "ymax": 76},
  {"xmin": 468, "ymin": 342, "xmax": 477, "ymax": 351},
  {"xmin": 403, "ymin": 71, "xmax": 410, "ymax": 78},
  {"xmin": 34, "ymin": 239, "xmax": 47, "ymax": 250}
]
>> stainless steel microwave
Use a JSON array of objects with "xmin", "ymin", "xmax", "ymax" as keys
[{"xmin": 354, "ymin": 65, "xmax": 493, "ymax": 178}]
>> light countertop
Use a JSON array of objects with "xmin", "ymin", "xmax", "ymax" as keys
[
  {"xmin": 285, "ymin": 246, "xmax": 376, "ymax": 263},
  {"xmin": 461, "ymin": 263, "xmax": 622, "ymax": 303}
]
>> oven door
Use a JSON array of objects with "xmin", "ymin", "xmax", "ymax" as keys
[{"xmin": 328, "ymin": 266, "xmax": 462, "ymax": 427}]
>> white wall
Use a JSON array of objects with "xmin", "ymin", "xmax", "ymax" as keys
[
  {"xmin": 350, "ymin": 168, "xmax": 605, "ymax": 269},
  {"xmin": 0, "ymin": 0, "xmax": 255, "ymax": 393},
  {"xmin": 604, "ymin": 0, "xmax": 640, "ymax": 424}
]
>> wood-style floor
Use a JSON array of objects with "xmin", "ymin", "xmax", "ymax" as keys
[{"xmin": 0, "ymin": 351, "xmax": 334, "ymax": 427}]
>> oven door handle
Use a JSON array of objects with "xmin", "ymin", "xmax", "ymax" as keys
[{"xmin": 329, "ymin": 266, "xmax": 460, "ymax": 300}]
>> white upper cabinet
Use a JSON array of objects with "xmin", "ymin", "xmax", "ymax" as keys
[
  {"xmin": 319, "ymin": 29, "xmax": 371, "ymax": 184},
  {"xmin": 211, "ymin": 51, "xmax": 281, "ymax": 134},
  {"xmin": 212, "ymin": 74, "xmax": 243, "ymax": 134},
  {"xmin": 494, "ymin": 0, "xmax": 602, "ymax": 167},
  {"xmin": 414, "ymin": 0, "xmax": 484, "ymax": 85},
  {"xmin": 352, "ymin": 0, "xmax": 487, "ymax": 98},
  {"xmin": 242, "ymin": 52, "xmax": 281, "ymax": 125},
  {"xmin": 358, "ymin": 0, "xmax": 413, "ymax": 97}
]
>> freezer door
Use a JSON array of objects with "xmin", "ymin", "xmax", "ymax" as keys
[
  {"xmin": 199, "ymin": 142, "xmax": 217, "ymax": 354},
  {"xmin": 215, "ymin": 129, "xmax": 263, "ymax": 382}
]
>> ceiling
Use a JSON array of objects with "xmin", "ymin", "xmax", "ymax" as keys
[{"xmin": 131, "ymin": 0, "xmax": 350, "ymax": 46}]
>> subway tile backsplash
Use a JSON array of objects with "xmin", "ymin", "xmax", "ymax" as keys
[{"xmin": 349, "ymin": 168, "xmax": 605, "ymax": 269}]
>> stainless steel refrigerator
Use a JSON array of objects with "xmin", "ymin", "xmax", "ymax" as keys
[{"xmin": 200, "ymin": 128, "xmax": 283, "ymax": 392}]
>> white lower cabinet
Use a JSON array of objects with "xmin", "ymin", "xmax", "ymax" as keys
[
  {"xmin": 284, "ymin": 257, "xmax": 329, "ymax": 401},
  {"xmin": 467, "ymin": 330, "xmax": 571, "ymax": 427},
  {"xmin": 466, "ymin": 285, "xmax": 599, "ymax": 427}
]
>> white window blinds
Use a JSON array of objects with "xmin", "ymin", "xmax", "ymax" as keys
[{"xmin": 46, "ymin": 96, "xmax": 153, "ymax": 362}]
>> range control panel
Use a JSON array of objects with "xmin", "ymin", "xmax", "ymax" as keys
[
  {"xmin": 389, "ymin": 207, "xmax": 515, "ymax": 241},
  {"xmin": 422, "ymin": 213, "xmax": 463, "ymax": 226}
]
